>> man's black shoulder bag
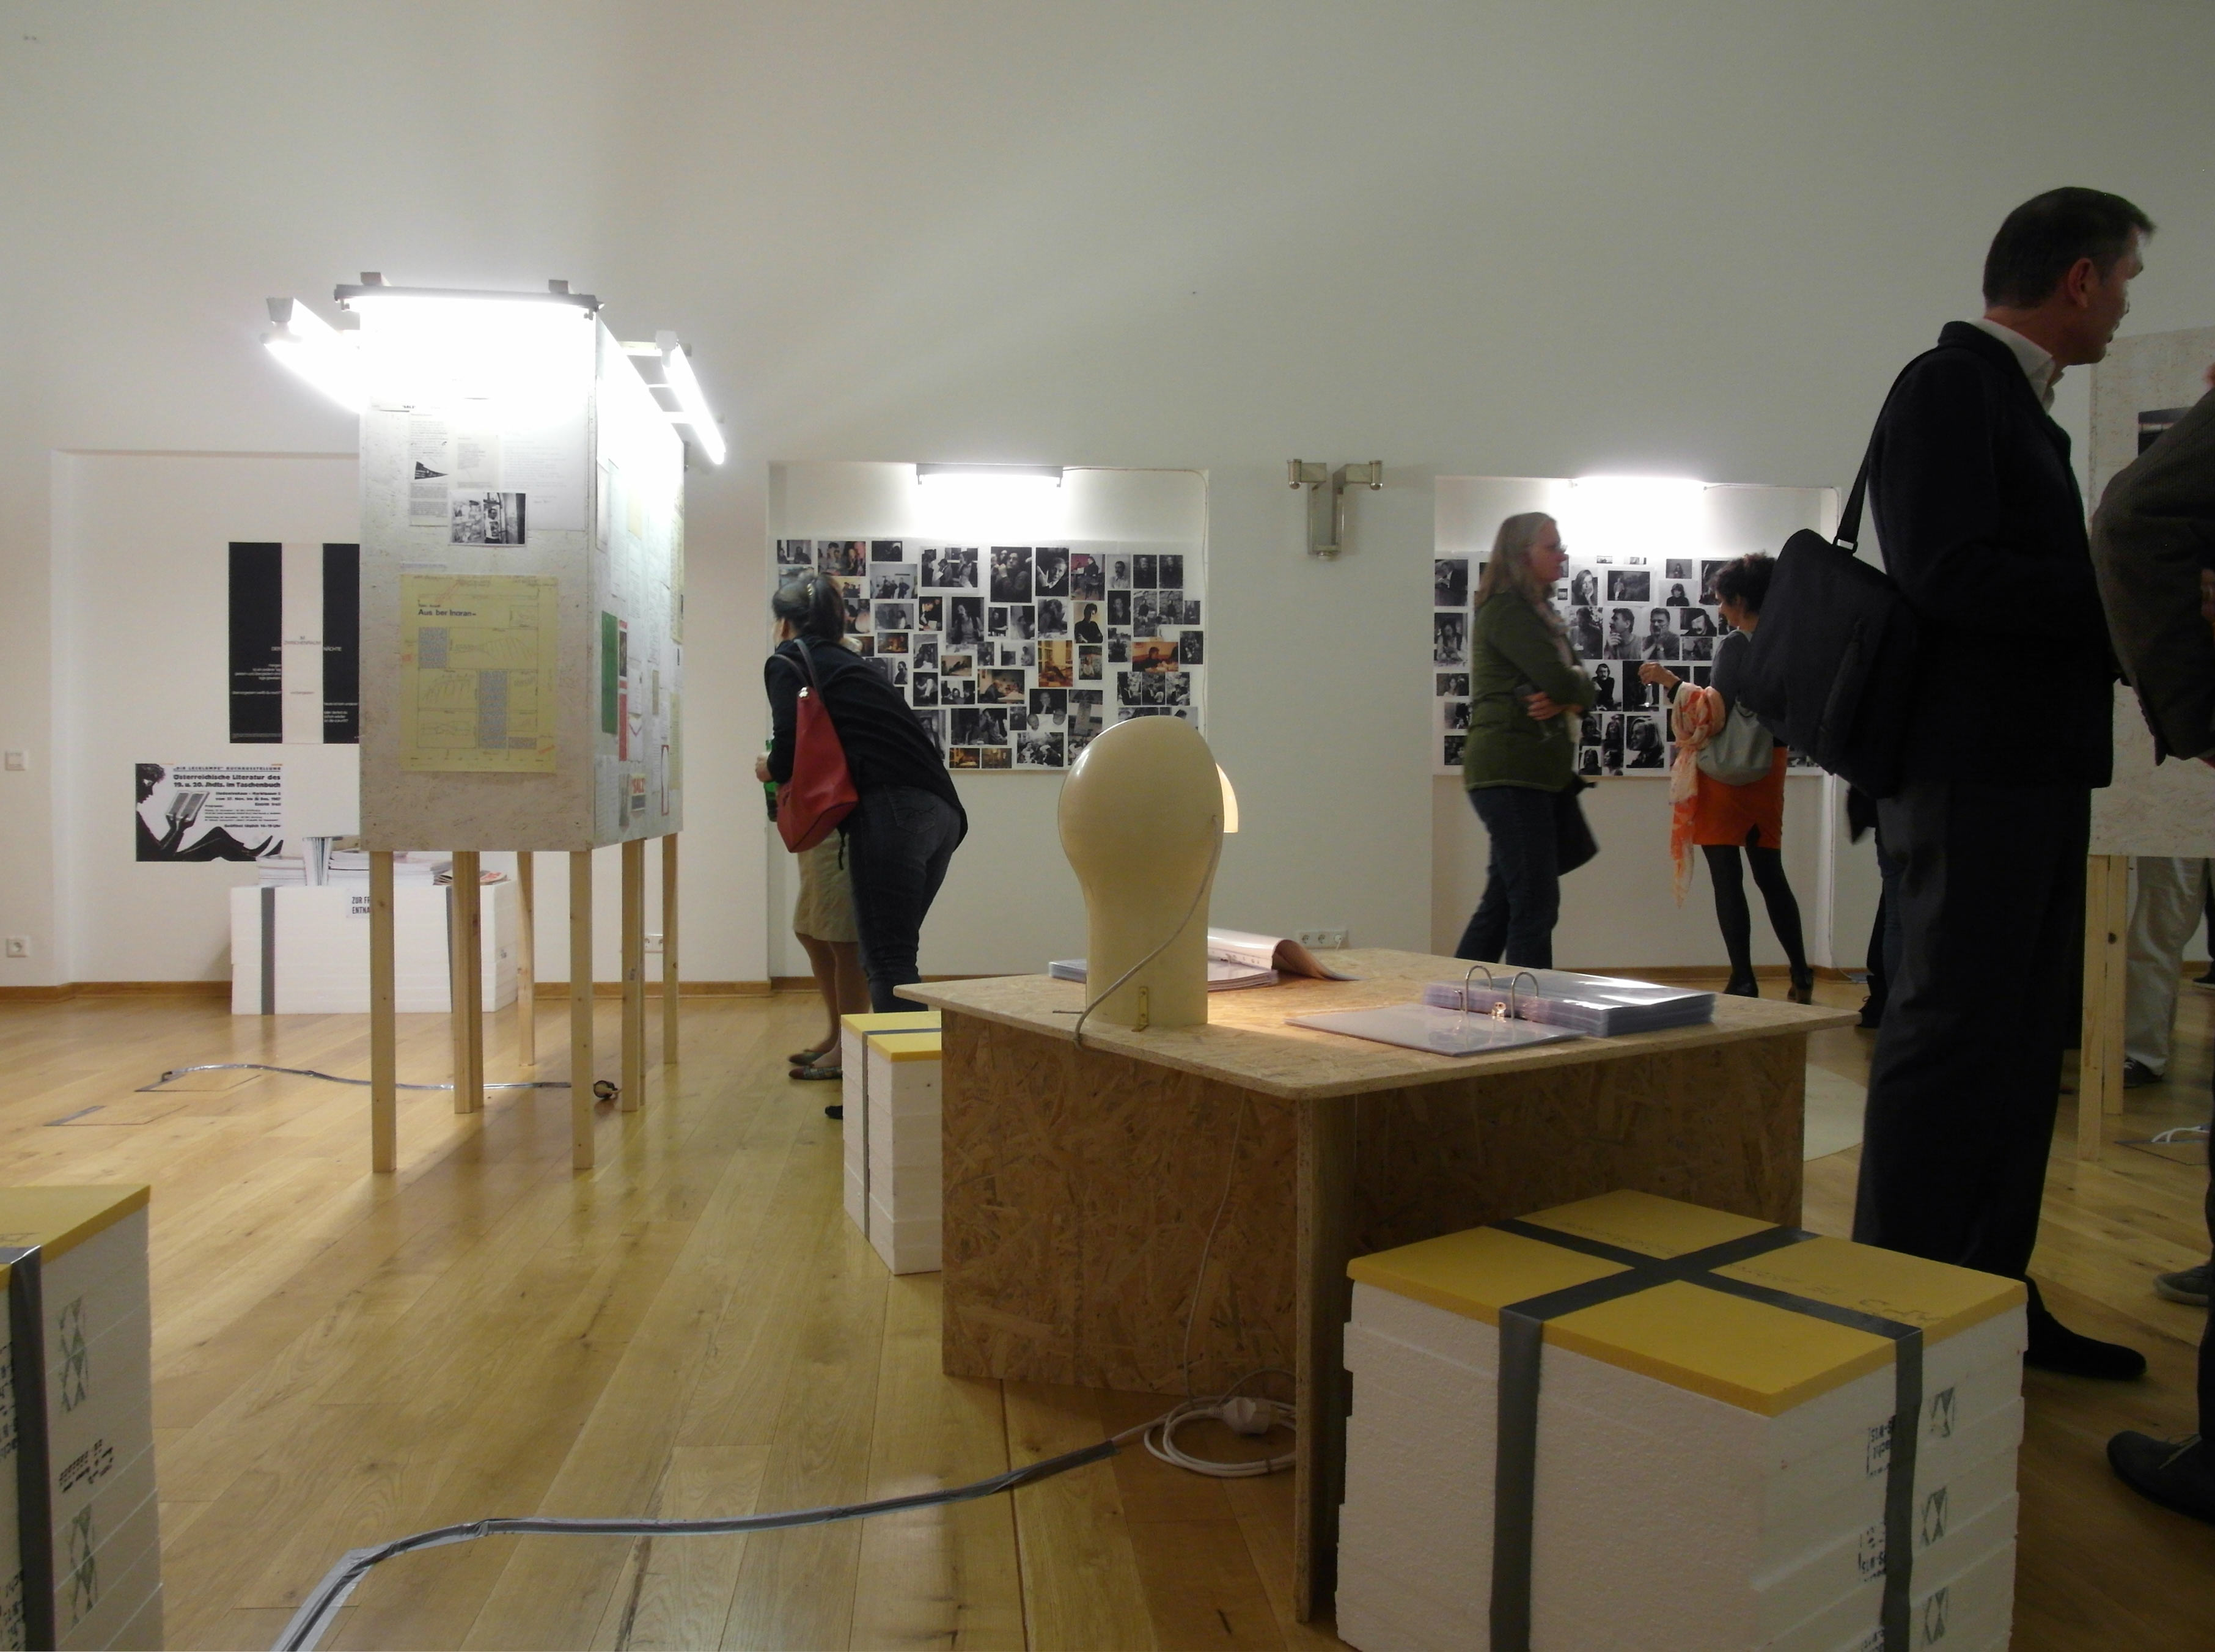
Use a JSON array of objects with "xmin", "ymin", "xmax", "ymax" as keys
[{"xmin": 1738, "ymin": 358, "xmax": 1933, "ymax": 798}]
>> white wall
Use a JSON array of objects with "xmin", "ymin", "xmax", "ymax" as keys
[{"xmin": 6, "ymin": 2, "xmax": 2213, "ymax": 987}]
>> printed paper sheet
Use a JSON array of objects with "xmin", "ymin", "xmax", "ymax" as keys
[{"xmin": 399, "ymin": 573, "xmax": 560, "ymax": 773}]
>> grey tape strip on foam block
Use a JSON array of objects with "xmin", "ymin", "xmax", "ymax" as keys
[
  {"xmin": 4, "ymin": 1246, "xmax": 53, "ymax": 1651},
  {"xmin": 1485, "ymin": 1216, "xmax": 1925, "ymax": 1652}
]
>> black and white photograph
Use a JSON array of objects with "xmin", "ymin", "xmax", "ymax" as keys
[
  {"xmin": 1570, "ymin": 568, "xmax": 1599, "ymax": 608},
  {"xmin": 1030, "ymin": 688, "xmax": 1067, "ymax": 719},
  {"xmin": 1683, "ymin": 633, "xmax": 1715, "ymax": 661},
  {"xmin": 1605, "ymin": 608, "xmax": 1639, "ymax": 659},
  {"xmin": 1601, "ymin": 713, "xmax": 1626, "ymax": 776},
  {"xmin": 1433, "ymin": 611, "xmax": 1467, "ymax": 666},
  {"xmin": 1079, "ymin": 645, "xmax": 1103, "ymax": 680},
  {"xmin": 1570, "ymin": 606, "xmax": 1603, "ymax": 659},
  {"xmin": 1182, "ymin": 597, "xmax": 1201, "ymax": 626},
  {"xmin": 1664, "ymin": 581, "xmax": 1692, "ymax": 606},
  {"xmin": 1034, "ymin": 546, "xmax": 1069, "ymax": 597},
  {"xmin": 914, "ymin": 638, "xmax": 939, "ymax": 671},
  {"xmin": 946, "ymin": 596, "xmax": 984, "ymax": 648},
  {"xmin": 842, "ymin": 582, "xmax": 872, "ymax": 634},
  {"xmin": 1138, "ymin": 670, "xmax": 1164, "ymax": 706},
  {"xmin": 776, "ymin": 538, "xmax": 814, "ymax": 567},
  {"xmin": 915, "ymin": 710, "xmax": 943, "ymax": 758},
  {"xmin": 1665, "ymin": 558, "xmax": 1694, "ymax": 581},
  {"xmin": 1442, "ymin": 699, "xmax": 1471, "ymax": 730},
  {"xmin": 1605, "ymin": 568, "xmax": 1650, "ymax": 603},
  {"xmin": 1070, "ymin": 553, "xmax": 1104, "ymax": 598},
  {"xmin": 1619, "ymin": 667, "xmax": 1654, "ymax": 711},
  {"xmin": 1178, "ymin": 630, "xmax": 1203, "ymax": 666},
  {"xmin": 1037, "ymin": 597, "xmax": 1068, "ymax": 636},
  {"xmin": 1132, "ymin": 553, "xmax": 1157, "ymax": 588},
  {"xmin": 1073, "ymin": 603, "xmax": 1104, "ymax": 642},
  {"xmin": 870, "ymin": 540, "xmax": 903, "ymax": 560},
  {"xmin": 1117, "ymin": 671, "xmax": 1142, "ymax": 707},
  {"xmin": 1108, "ymin": 636, "xmax": 1129, "ymax": 664},
  {"xmin": 979, "ymin": 667, "xmax": 1026, "ymax": 705},
  {"xmin": 1436, "ymin": 673, "xmax": 1469, "ymax": 697},
  {"xmin": 1699, "ymin": 559, "xmax": 1730, "ymax": 604},
  {"xmin": 1016, "ymin": 729, "xmax": 1065, "ymax": 768},
  {"xmin": 1577, "ymin": 744, "xmax": 1600, "ymax": 776},
  {"xmin": 450, "ymin": 490, "xmax": 525, "ymax": 545},
  {"xmin": 1679, "ymin": 606, "xmax": 1717, "ymax": 637},
  {"xmin": 883, "ymin": 657, "xmax": 909, "ymax": 689},
  {"xmin": 1163, "ymin": 672, "xmax": 1192, "ymax": 708},
  {"xmin": 911, "ymin": 672, "xmax": 938, "ymax": 706},
  {"xmin": 1131, "ymin": 590, "xmax": 1159, "ymax": 638},
  {"xmin": 940, "ymin": 675, "xmax": 975, "ymax": 705},
  {"xmin": 1443, "ymin": 733, "xmax": 1467, "ymax": 768},
  {"xmin": 871, "ymin": 562, "xmax": 916, "ymax": 600},
  {"xmin": 817, "ymin": 539, "xmax": 867, "ymax": 576},
  {"xmin": 1107, "ymin": 553, "xmax": 1132, "ymax": 589},
  {"xmin": 1434, "ymin": 558, "xmax": 1469, "ymax": 608},
  {"xmin": 875, "ymin": 601, "xmax": 914, "ymax": 634},
  {"xmin": 1590, "ymin": 662, "xmax": 1618, "ymax": 710},
  {"xmin": 922, "ymin": 545, "xmax": 979, "ymax": 590},
  {"xmin": 1642, "ymin": 609, "xmax": 1678, "ymax": 660},
  {"xmin": 1625, "ymin": 713, "xmax": 1665, "ymax": 769},
  {"xmin": 1106, "ymin": 591, "xmax": 1131, "ymax": 627},
  {"xmin": 990, "ymin": 546, "xmax": 1032, "ymax": 603},
  {"xmin": 950, "ymin": 707, "xmax": 1007, "ymax": 746},
  {"xmin": 917, "ymin": 597, "xmax": 943, "ymax": 632},
  {"xmin": 1159, "ymin": 554, "xmax": 1184, "ymax": 588}
]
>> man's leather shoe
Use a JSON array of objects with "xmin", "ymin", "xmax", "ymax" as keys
[{"xmin": 2109, "ymin": 1433, "xmax": 2215, "ymax": 1525}]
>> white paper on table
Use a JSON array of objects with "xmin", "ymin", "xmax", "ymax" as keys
[{"xmin": 1287, "ymin": 1002, "xmax": 1582, "ymax": 1057}]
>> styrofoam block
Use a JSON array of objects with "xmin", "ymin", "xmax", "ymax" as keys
[
  {"xmin": 230, "ymin": 882, "xmax": 519, "ymax": 1015},
  {"xmin": 108, "ymin": 1584, "xmax": 163, "ymax": 1652},
  {"xmin": 56, "ymin": 1508, "xmax": 161, "ymax": 1652},
  {"xmin": 864, "ymin": 1050, "xmax": 941, "ymax": 1118},
  {"xmin": 863, "ymin": 1161, "xmax": 942, "ymax": 1209},
  {"xmin": 869, "ymin": 1204, "xmax": 942, "ymax": 1251},
  {"xmin": 843, "ymin": 1165, "xmax": 869, "ymax": 1234},
  {"xmin": 50, "ymin": 1432, "xmax": 155, "ymax": 1558},
  {"xmin": 1774, "ymin": 1517, "xmax": 2016, "ymax": 1652},
  {"xmin": 1339, "ymin": 1282, "xmax": 2024, "ymax": 1652}
]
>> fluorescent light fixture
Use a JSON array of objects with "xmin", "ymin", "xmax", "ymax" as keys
[
  {"xmin": 916, "ymin": 462, "xmax": 1065, "ymax": 488},
  {"xmin": 652, "ymin": 331, "xmax": 725, "ymax": 466},
  {"xmin": 1217, "ymin": 765, "xmax": 1240, "ymax": 835},
  {"xmin": 262, "ymin": 298, "xmax": 365, "ymax": 412}
]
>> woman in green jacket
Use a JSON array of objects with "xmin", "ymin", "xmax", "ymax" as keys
[{"xmin": 1453, "ymin": 512, "xmax": 1596, "ymax": 966}]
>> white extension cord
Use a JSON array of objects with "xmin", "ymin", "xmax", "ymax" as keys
[{"xmin": 1144, "ymin": 1391, "xmax": 1298, "ymax": 1478}]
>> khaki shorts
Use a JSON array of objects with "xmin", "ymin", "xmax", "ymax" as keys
[{"xmin": 792, "ymin": 834, "xmax": 859, "ymax": 944}]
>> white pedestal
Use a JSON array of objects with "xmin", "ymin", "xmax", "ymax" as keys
[{"xmin": 229, "ymin": 880, "xmax": 518, "ymax": 1015}]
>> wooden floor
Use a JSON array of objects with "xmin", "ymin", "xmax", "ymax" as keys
[{"xmin": 0, "ymin": 978, "xmax": 2208, "ymax": 1649}]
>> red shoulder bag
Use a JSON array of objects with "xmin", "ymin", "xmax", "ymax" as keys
[{"xmin": 776, "ymin": 641, "xmax": 860, "ymax": 853}]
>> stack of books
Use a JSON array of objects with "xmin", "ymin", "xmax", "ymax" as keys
[
  {"xmin": 1049, "ymin": 927, "xmax": 1359, "ymax": 993},
  {"xmin": 1423, "ymin": 967, "xmax": 1714, "ymax": 1036}
]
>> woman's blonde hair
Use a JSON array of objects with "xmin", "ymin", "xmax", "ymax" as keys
[{"xmin": 1475, "ymin": 512, "xmax": 1559, "ymax": 608}]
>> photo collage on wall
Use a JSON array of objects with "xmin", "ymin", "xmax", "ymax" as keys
[
  {"xmin": 774, "ymin": 538, "xmax": 1204, "ymax": 771},
  {"xmin": 1433, "ymin": 551, "xmax": 1815, "ymax": 777}
]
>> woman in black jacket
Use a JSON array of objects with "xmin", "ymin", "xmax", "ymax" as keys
[{"xmin": 760, "ymin": 575, "xmax": 967, "ymax": 1016}]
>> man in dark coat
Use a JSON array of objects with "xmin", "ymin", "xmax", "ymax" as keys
[
  {"xmin": 1854, "ymin": 188, "xmax": 2153, "ymax": 1379},
  {"xmin": 2092, "ymin": 365, "xmax": 2215, "ymax": 1522}
]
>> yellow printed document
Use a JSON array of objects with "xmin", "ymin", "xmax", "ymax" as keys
[{"xmin": 400, "ymin": 574, "xmax": 561, "ymax": 772}]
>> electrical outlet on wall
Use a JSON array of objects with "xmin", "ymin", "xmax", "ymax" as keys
[
  {"xmin": 4, "ymin": 937, "xmax": 28, "ymax": 959},
  {"xmin": 1295, "ymin": 928, "xmax": 1348, "ymax": 950}
]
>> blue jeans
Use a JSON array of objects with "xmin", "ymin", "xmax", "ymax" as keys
[
  {"xmin": 842, "ymin": 786, "xmax": 966, "ymax": 1011},
  {"xmin": 1455, "ymin": 785, "xmax": 1560, "ymax": 968}
]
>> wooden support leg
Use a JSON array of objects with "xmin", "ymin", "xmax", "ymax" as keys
[
  {"xmin": 1295, "ymin": 1093, "xmax": 1358, "ymax": 1622},
  {"xmin": 570, "ymin": 850, "xmax": 595, "ymax": 1171},
  {"xmin": 2077, "ymin": 853, "xmax": 2131, "ymax": 1161},
  {"xmin": 451, "ymin": 850, "xmax": 484, "ymax": 1114},
  {"xmin": 370, "ymin": 850, "xmax": 397, "ymax": 1173},
  {"xmin": 516, "ymin": 852, "xmax": 537, "ymax": 1067},
  {"xmin": 622, "ymin": 838, "xmax": 647, "ymax": 1112},
  {"xmin": 661, "ymin": 833, "xmax": 680, "ymax": 1064}
]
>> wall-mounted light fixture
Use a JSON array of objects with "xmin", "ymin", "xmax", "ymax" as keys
[
  {"xmin": 262, "ymin": 297, "xmax": 365, "ymax": 412},
  {"xmin": 916, "ymin": 462, "xmax": 1065, "ymax": 489},
  {"xmin": 1288, "ymin": 460, "xmax": 1384, "ymax": 557}
]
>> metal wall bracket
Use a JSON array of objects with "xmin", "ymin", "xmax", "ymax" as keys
[{"xmin": 1288, "ymin": 460, "xmax": 1384, "ymax": 557}]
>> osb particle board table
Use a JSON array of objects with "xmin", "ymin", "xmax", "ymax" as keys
[{"xmin": 907, "ymin": 950, "xmax": 1856, "ymax": 1621}]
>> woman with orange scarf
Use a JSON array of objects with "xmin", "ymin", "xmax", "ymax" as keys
[{"xmin": 1642, "ymin": 553, "xmax": 1813, "ymax": 1002}]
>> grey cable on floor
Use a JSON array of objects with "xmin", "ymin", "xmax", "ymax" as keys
[
  {"xmin": 271, "ymin": 1411, "xmax": 1166, "ymax": 1652},
  {"xmin": 146, "ymin": 1063, "xmax": 575, "ymax": 1093}
]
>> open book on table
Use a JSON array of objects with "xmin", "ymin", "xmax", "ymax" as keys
[{"xmin": 1048, "ymin": 928, "xmax": 1360, "ymax": 994}]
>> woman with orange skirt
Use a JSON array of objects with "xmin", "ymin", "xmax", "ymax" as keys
[{"xmin": 1641, "ymin": 553, "xmax": 1813, "ymax": 1002}]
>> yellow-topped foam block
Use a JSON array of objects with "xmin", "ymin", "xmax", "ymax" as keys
[
  {"xmin": 0, "ymin": 1185, "xmax": 150, "ymax": 1260},
  {"xmin": 1346, "ymin": 1189, "xmax": 2024, "ymax": 1415},
  {"xmin": 840, "ymin": 1010, "xmax": 939, "ymax": 1036},
  {"xmin": 865, "ymin": 1029, "xmax": 942, "ymax": 1062}
]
